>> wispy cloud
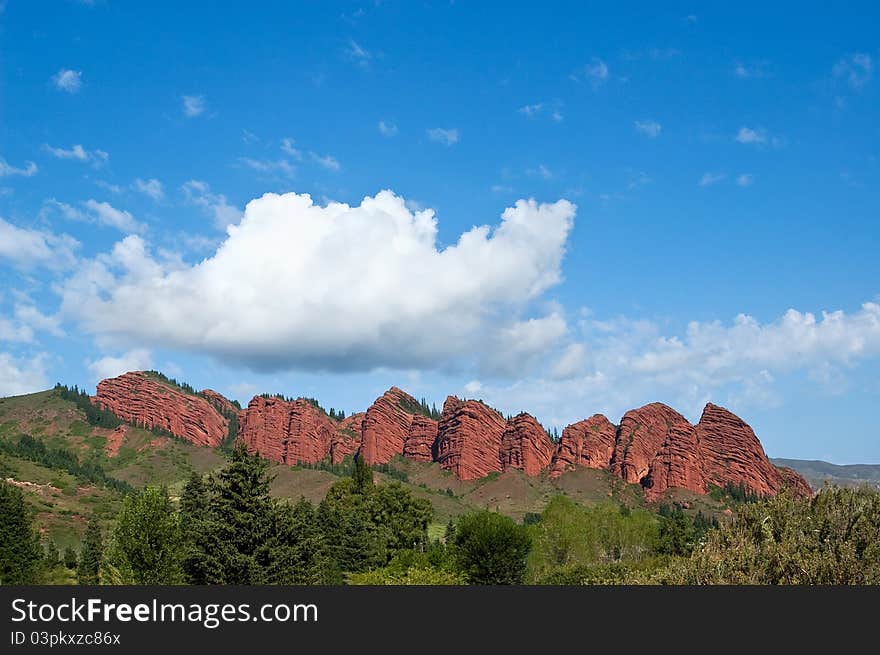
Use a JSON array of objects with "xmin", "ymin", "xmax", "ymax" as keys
[
  {"xmin": 0, "ymin": 157, "xmax": 38, "ymax": 178},
  {"xmin": 735, "ymin": 126, "xmax": 766, "ymax": 145},
  {"xmin": 52, "ymin": 69, "xmax": 82, "ymax": 93},
  {"xmin": 95, "ymin": 180, "xmax": 122, "ymax": 194},
  {"xmin": 736, "ymin": 173, "xmax": 754, "ymax": 187},
  {"xmin": 132, "ymin": 178, "xmax": 165, "ymax": 201},
  {"xmin": 181, "ymin": 180, "xmax": 241, "ymax": 230},
  {"xmin": 833, "ymin": 53, "xmax": 873, "ymax": 89},
  {"xmin": 634, "ymin": 119, "xmax": 662, "ymax": 138},
  {"xmin": 734, "ymin": 60, "xmax": 769, "ymax": 79},
  {"xmin": 182, "ymin": 94, "xmax": 206, "ymax": 117},
  {"xmin": 43, "ymin": 143, "xmax": 108, "ymax": 166},
  {"xmin": 699, "ymin": 172, "xmax": 726, "ymax": 186},
  {"xmin": 280, "ymin": 137, "xmax": 302, "ymax": 160},
  {"xmin": 238, "ymin": 157, "xmax": 296, "ymax": 178},
  {"xmin": 491, "ymin": 184, "xmax": 514, "ymax": 193},
  {"xmin": 378, "ymin": 120, "xmax": 399, "ymax": 137},
  {"xmin": 46, "ymin": 198, "xmax": 145, "ymax": 234},
  {"xmin": 527, "ymin": 164, "xmax": 553, "ymax": 180},
  {"xmin": 310, "ymin": 152, "xmax": 341, "ymax": 172},
  {"xmin": 427, "ymin": 127, "xmax": 459, "ymax": 146},
  {"xmin": 518, "ymin": 101, "xmax": 563, "ymax": 122},
  {"xmin": 346, "ymin": 39, "xmax": 372, "ymax": 68},
  {"xmin": 571, "ymin": 57, "xmax": 609, "ymax": 87}
]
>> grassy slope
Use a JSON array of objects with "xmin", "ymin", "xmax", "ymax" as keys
[{"xmin": 0, "ymin": 388, "xmax": 733, "ymax": 547}]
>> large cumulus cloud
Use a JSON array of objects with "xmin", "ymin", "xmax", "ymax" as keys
[{"xmin": 60, "ymin": 190, "xmax": 575, "ymax": 372}]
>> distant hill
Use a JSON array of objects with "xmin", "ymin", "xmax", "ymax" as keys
[{"xmin": 771, "ymin": 458, "xmax": 880, "ymax": 490}]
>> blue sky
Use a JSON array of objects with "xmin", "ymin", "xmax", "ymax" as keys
[{"xmin": 1, "ymin": 1, "xmax": 878, "ymax": 462}]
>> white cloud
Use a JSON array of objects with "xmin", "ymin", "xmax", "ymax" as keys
[
  {"xmin": 491, "ymin": 184, "xmax": 514, "ymax": 193},
  {"xmin": 346, "ymin": 39, "xmax": 371, "ymax": 67},
  {"xmin": 95, "ymin": 180, "xmax": 122, "ymax": 194},
  {"xmin": 52, "ymin": 69, "xmax": 82, "ymax": 93},
  {"xmin": 736, "ymin": 173, "xmax": 754, "ymax": 187},
  {"xmin": 181, "ymin": 180, "xmax": 242, "ymax": 229},
  {"xmin": 518, "ymin": 102, "xmax": 563, "ymax": 122},
  {"xmin": 427, "ymin": 128, "xmax": 459, "ymax": 146},
  {"xmin": 518, "ymin": 103, "xmax": 544, "ymax": 117},
  {"xmin": 0, "ymin": 218, "xmax": 79, "ymax": 270},
  {"xmin": 59, "ymin": 190, "xmax": 576, "ymax": 373},
  {"xmin": 0, "ymin": 352, "xmax": 48, "ymax": 397},
  {"xmin": 378, "ymin": 121, "xmax": 398, "ymax": 137},
  {"xmin": 464, "ymin": 380, "xmax": 483, "ymax": 395},
  {"xmin": 734, "ymin": 61, "xmax": 769, "ymax": 79},
  {"xmin": 43, "ymin": 143, "xmax": 108, "ymax": 165},
  {"xmin": 470, "ymin": 300, "xmax": 880, "ymax": 427},
  {"xmin": 13, "ymin": 303, "xmax": 64, "ymax": 338},
  {"xmin": 735, "ymin": 126, "xmax": 767, "ymax": 145},
  {"xmin": 239, "ymin": 157, "xmax": 296, "ymax": 178},
  {"xmin": 182, "ymin": 95, "xmax": 206, "ymax": 117},
  {"xmin": 280, "ymin": 138, "xmax": 302, "ymax": 159},
  {"xmin": 133, "ymin": 178, "xmax": 164, "ymax": 201},
  {"xmin": 47, "ymin": 199, "xmax": 145, "ymax": 234},
  {"xmin": 699, "ymin": 172, "xmax": 726, "ymax": 186},
  {"xmin": 833, "ymin": 53, "xmax": 873, "ymax": 89},
  {"xmin": 87, "ymin": 349, "xmax": 153, "ymax": 382},
  {"xmin": 309, "ymin": 152, "xmax": 341, "ymax": 172},
  {"xmin": 0, "ymin": 157, "xmax": 38, "ymax": 177},
  {"xmin": 572, "ymin": 58, "xmax": 609, "ymax": 87},
  {"xmin": 634, "ymin": 120, "xmax": 662, "ymax": 138},
  {"xmin": 482, "ymin": 312, "xmax": 568, "ymax": 376},
  {"xmin": 527, "ymin": 164, "xmax": 553, "ymax": 180}
]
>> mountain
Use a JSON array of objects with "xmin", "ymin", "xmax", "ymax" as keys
[
  {"xmin": 771, "ymin": 458, "xmax": 880, "ymax": 490},
  {"xmin": 90, "ymin": 371, "xmax": 810, "ymax": 500},
  {"xmin": 1, "ymin": 369, "xmax": 827, "ymax": 547}
]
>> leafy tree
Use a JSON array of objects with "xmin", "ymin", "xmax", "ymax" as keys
[
  {"xmin": 453, "ymin": 510, "xmax": 531, "ymax": 584},
  {"xmin": 77, "ymin": 516, "xmax": 103, "ymax": 585},
  {"xmin": 656, "ymin": 505, "xmax": 696, "ymax": 556},
  {"xmin": 661, "ymin": 486, "xmax": 880, "ymax": 584},
  {"xmin": 105, "ymin": 487, "xmax": 183, "ymax": 584},
  {"xmin": 0, "ymin": 480, "xmax": 42, "ymax": 584}
]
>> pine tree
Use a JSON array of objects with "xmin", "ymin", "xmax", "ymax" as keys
[
  {"xmin": 44, "ymin": 539, "xmax": 60, "ymax": 568},
  {"xmin": 77, "ymin": 516, "xmax": 103, "ymax": 585},
  {"xmin": 352, "ymin": 454, "xmax": 373, "ymax": 493},
  {"xmin": 63, "ymin": 546, "xmax": 78, "ymax": 570},
  {"xmin": 0, "ymin": 480, "xmax": 42, "ymax": 584}
]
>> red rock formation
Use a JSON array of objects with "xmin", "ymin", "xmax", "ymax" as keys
[
  {"xmin": 499, "ymin": 413, "xmax": 555, "ymax": 476},
  {"xmin": 94, "ymin": 371, "xmax": 227, "ymax": 448},
  {"xmin": 104, "ymin": 424, "xmax": 127, "ymax": 458},
  {"xmin": 549, "ymin": 414, "xmax": 617, "ymax": 478},
  {"xmin": 777, "ymin": 466, "xmax": 813, "ymax": 497},
  {"xmin": 237, "ymin": 395, "xmax": 336, "ymax": 465},
  {"xmin": 403, "ymin": 414, "xmax": 439, "ymax": 463},
  {"xmin": 640, "ymin": 419, "xmax": 706, "ymax": 501},
  {"xmin": 359, "ymin": 387, "xmax": 425, "ymax": 465},
  {"xmin": 436, "ymin": 396, "xmax": 508, "ymax": 480},
  {"xmin": 696, "ymin": 403, "xmax": 810, "ymax": 498},
  {"xmin": 610, "ymin": 403, "xmax": 691, "ymax": 485},
  {"xmin": 200, "ymin": 389, "xmax": 238, "ymax": 416},
  {"xmin": 330, "ymin": 412, "xmax": 364, "ymax": 464}
]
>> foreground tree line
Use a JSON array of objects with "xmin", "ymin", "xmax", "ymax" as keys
[{"xmin": 2, "ymin": 447, "xmax": 879, "ymax": 585}]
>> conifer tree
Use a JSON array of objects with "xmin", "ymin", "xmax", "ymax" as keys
[
  {"xmin": 77, "ymin": 516, "xmax": 103, "ymax": 585},
  {"xmin": 0, "ymin": 480, "xmax": 42, "ymax": 584}
]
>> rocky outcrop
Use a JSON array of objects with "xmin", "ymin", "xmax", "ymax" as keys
[
  {"xmin": 94, "ymin": 371, "xmax": 228, "ymax": 448},
  {"xmin": 696, "ymin": 403, "xmax": 809, "ymax": 498},
  {"xmin": 499, "ymin": 413, "xmax": 555, "ymax": 476},
  {"xmin": 436, "ymin": 397, "xmax": 507, "ymax": 480},
  {"xmin": 199, "ymin": 389, "xmax": 238, "ymax": 416},
  {"xmin": 330, "ymin": 413, "xmax": 364, "ymax": 464},
  {"xmin": 777, "ymin": 465, "xmax": 814, "ymax": 497},
  {"xmin": 90, "ymin": 370, "xmax": 810, "ymax": 501},
  {"xmin": 104, "ymin": 424, "xmax": 128, "ymax": 458},
  {"xmin": 360, "ymin": 387, "xmax": 421, "ymax": 465},
  {"xmin": 403, "ymin": 414, "xmax": 439, "ymax": 463},
  {"xmin": 237, "ymin": 395, "xmax": 335, "ymax": 465},
  {"xmin": 549, "ymin": 414, "xmax": 617, "ymax": 478}
]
